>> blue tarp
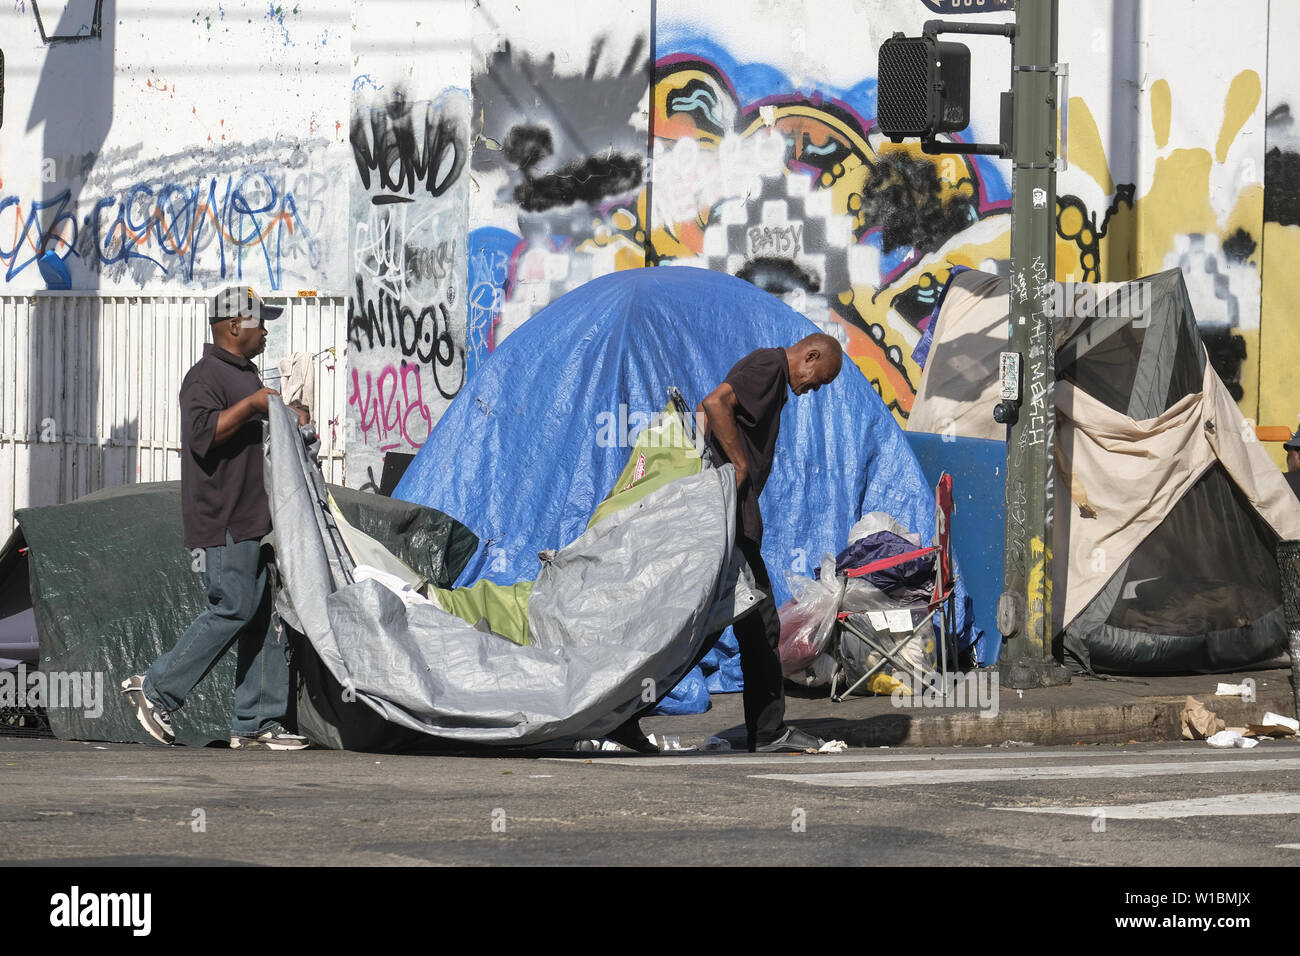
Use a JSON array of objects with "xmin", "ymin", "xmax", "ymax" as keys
[{"xmin": 395, "ymin": 267, "xmax": 973, "ymax": 707}]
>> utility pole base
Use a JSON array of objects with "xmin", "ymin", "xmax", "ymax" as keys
[{"xmin": 997, "ymin": 656, "xmax": 1072, "ymax": 689}]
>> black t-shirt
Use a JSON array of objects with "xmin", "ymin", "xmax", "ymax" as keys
[
  {"xmin": 1286, "ymin": 469, "xmax": 1300, "ymax": 502},
  {"xmin": 704, "ymin": 347, "xmax": 790, "ymax": 547},
  {"xmin": 179, "ymin": 344, "xmax": 271, "ymax": 549}
]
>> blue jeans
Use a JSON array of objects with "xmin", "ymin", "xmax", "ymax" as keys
[{"xmin": 144, "ymin": 531, "xmax": 289, "ymax": 736}]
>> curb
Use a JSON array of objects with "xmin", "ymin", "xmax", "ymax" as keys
[{"xmin": 782, "ymin": 689, "xmax": 1300, "ymax": 749}]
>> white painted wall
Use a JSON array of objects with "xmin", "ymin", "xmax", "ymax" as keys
[{"xmin": 0, "ymin": 0, "xmax": 353, "ymax": 295}]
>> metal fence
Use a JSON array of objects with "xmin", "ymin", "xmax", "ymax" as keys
[{"xmin": 0, "ymin": 292, "xmax": 350, "ymax": 536}]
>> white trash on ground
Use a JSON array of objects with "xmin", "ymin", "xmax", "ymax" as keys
[{"xmin": 1205, "ymin": 730, "xmax": 1259, "ymax": 749}]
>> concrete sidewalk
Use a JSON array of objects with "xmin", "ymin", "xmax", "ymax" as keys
[{"xmin": 639, "ymin": 666, "xmax": 1299, "ymax": 750}]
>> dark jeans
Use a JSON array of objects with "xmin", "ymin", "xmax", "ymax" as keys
[
  {"xmin": 143, "ymin": 531, "xmax": 289, "ymax": 735},
  {"xmin": 646, "ymin": 538, "xmax": 786, "ymax": 749},
  {"xmin": 730, "ymin": 539, "xmax": 786, "ymax": 748}
]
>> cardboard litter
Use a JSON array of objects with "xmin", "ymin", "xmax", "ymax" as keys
[
  {"xmin": 1245, "ymin": 724, "xmax": 1295, "ymax": 738},
  {"xmin": 1181, "ymin": 696, "xmax": 1226, "ymax": 740},
  {"xmin": 1245, "ymin": 712, "xmax": 1299, "ymax": 738}
]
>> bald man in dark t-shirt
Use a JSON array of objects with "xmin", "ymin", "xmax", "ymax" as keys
[{"xmin": 698, "ymin": 332, "xmax": 843, "ymax": 752}]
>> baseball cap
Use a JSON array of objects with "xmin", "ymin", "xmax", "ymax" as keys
[
  {"xmin": 208, "ymin": 285, "xmax": 284, "ymax": 325},
  {"xmin": 1285, "ymin": 428, "xmax": 1300, "ymax": 451}
]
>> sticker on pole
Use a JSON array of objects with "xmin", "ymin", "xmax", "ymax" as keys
[
  {"xmin": 999, "ymin": 351, "xmax": 1021, "ymax": 401},
  {"xmin": 1032, "ymin": 187, "xmax": 1047, "ymax": 209}
]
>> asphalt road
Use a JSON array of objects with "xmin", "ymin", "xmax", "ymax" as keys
[{"xmin": 1, "ymin": 736, "xmax": 1298, "ymax": 867}]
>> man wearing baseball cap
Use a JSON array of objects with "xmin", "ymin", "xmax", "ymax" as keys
[{"xmin": 121, "ymin": 286, "xmax": 310, "ymax": 750}]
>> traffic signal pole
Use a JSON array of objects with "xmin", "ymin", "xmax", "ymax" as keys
[
  {"xmin": 877, "ymin": 1, "xmax": 1068, "ymax": 685},
  {"xmin": 997, "ymin": 0, "xmax": 1070, "ymax": 687}
]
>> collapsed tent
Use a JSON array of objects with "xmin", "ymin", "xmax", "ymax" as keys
[
  {"xmin": 394, "ymin": 266, "xmax": 974, "ymax": 666},
  {"xmin": 908, "ymin": 268, "xmax": 1300, "ymax": 673},
  {"xmin": 268, "ymin": 395, "xmax": 761, "ymax": 747}
]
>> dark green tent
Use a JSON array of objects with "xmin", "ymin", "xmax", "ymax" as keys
[{"xmin": 5, "ymin": 482, "xmax": 476, "ymax": 747}]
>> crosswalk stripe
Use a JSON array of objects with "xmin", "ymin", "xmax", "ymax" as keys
[
  {"xmin": 752, "ymin": 757, "xmax": 1300, "ymax": 788},
  {"xmin": 996, "ymin": 792, "xmax": 1300, "ymax": 818},
  {"xmin": 543, "ymin": 746, "xmax": 1207, "ymax": 768}
]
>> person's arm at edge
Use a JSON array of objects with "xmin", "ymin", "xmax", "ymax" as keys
[{"xmin": 698, "ymin": 382, "xmax": 749, "ymax": 489}]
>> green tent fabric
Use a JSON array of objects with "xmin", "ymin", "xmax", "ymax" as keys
[
  {"xmin": 431, "ymin": 579, "xmax": 535, "ymax": 647},
  {"xmin": 13, "ymin": 482, "xmax": 477, "ymax": 746}
]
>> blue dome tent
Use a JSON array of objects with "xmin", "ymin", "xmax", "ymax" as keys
[{"xmin": 394, "ymin": 267, "xmax": 974, "ymax": 706}]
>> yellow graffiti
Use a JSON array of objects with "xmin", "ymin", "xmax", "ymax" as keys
[
  {"xmin": 1059, "ymin": 69, "xmax": 1267, "ymax": 432},
  {"xmin": 1216, "ymin": 70, "xmax": 1261, "ymax": 164},
  {"xmin": 1026, "ymin": 536, "xmax": 1052, "ymax": 650},
  {"xmin": 1067, "ymin": 96, "xmax": 1115, "ymax": 195},
  {"xmin": 1258, "ymin": 221, "xmax": 1300, "ymax": 468},
  {"xmin": 1150, "ymin": 78, "xmax": 1171, "ymax": 149}
]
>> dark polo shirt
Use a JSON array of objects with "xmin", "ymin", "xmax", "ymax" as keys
[
  {"xmin": 180, "ymin": 344, "xmax": 271, "ymax": 549},
  {"xmin": 704, "ymin": 348, "xmax": 790, "ymax": 548}
]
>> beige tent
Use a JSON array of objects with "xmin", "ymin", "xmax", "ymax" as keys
[{"xmin": 908, "ymin": 268, "xmax": 1300, "ymax": 673}]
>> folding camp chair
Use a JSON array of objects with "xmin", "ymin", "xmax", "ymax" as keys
[{"xmin": 830, "ymin": 472, "xmax": 957, "ymax": 702}]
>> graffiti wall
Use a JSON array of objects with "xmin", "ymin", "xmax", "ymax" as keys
[
  {"xmin": 0, "ymin": 1, "xmax": 351, "ymax": 294},
  {"xmin": 343, "ymin": 0, "xmax": 472, "ymax": 486},
  {"xmin": 463, "ymin": 0, "xmax": 1294, "ymax": 451},
  {"xmin": 0, "ymin": 140, "xmax": 341, "ymax": 290},
  {"xmin": 2, "ymin": 0, "xmax": 1296, "ymax": 486},
  {"xmin": 647, "ymin": 4, "xmax": 1012, "ymax": 419},
  {"xmin": 345, "ymin": 89, "xmax": 470, "ymax": 485},
  {"xmin": 468, "ymin": 1, "xmax": 652, "ymax": 355},
  {"xmin": 466, "ymin": 0, "xmax": 1013, "ymax": 419},
  {"xmin": 1054, "ymin": 0, "xmax": 1269, "ymax": 419}
]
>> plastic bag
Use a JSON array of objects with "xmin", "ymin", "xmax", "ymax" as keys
[
  {"xmin": 778, "ymin": 555, "xmax": 845, "ymax": 676},
  {"xmin": 789, "ymin": 652, "xmax": 838, "ymax": 688}
]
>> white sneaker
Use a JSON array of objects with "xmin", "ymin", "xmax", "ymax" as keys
[
  {"xmin": 230, "ymin": 723, "xmax": 309, "ymax": 750},
  {"xmin": 120, "ymin": 676, "xmax": 175, "ymax": 745}
]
